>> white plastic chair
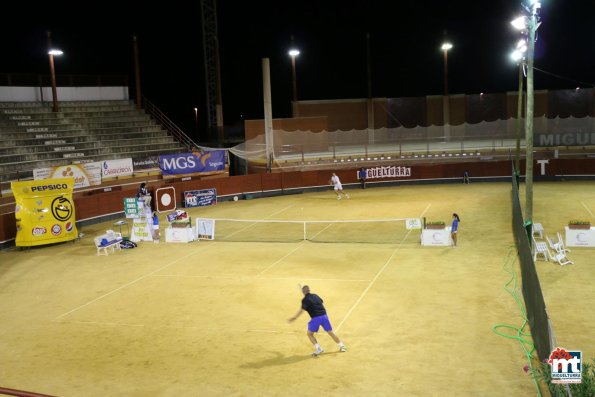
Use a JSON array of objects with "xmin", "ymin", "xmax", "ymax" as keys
[
  {"xmin": 533, "ymin": 237, "xmax": 550, "ymax": 262},
  {"xmin": 556, "ymin": 232, "xmax": 571, "ymax": 253},
  {"xmin": 546, "ymin": 235, "xmax": 570, "ymax": 256},
  {"xmin": 552, "ymin": 252, "xmax": 573, "ymax": 266}
]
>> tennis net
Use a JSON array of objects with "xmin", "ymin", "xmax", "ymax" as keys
[{"xmin": 205, "ymin": 218, "xmax": 419, "ymax": 244}]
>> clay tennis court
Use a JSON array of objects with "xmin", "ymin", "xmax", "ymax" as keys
[{"xmin": 0, "ymin": 181, "xmax": 593, "ymax": 396}]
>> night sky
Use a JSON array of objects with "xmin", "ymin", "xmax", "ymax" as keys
[{"xmin": 1, "ymin": 0, "xmax": 594, "ymax": 143}]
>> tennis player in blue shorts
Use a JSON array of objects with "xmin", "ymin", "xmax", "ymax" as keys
[{"xmin": 288, "ymin": 285, "xmax": 347, "ymax": 356}]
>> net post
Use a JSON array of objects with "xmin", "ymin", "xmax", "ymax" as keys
[{"xmin": 303, "ymin": 221, "xmax": 306, "ymax": 241}]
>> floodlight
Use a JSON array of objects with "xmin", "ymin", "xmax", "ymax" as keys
[
  {"xmin": 511, "ymin": 16, "xmax": 528, "ymax": 30},
  {"xmin": 441, "ymin": 43, "xmax": 453, "ymax": 51},
  {"xmin": 288, "ymin": 49, "xmax": 300, "ymax": 57},
  {"xmin": 48, "ymin": 49, "xmax": 63, "ymax": 56}
]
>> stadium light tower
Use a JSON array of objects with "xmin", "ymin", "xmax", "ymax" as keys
[
  {"xmin": 511, "ymin": 0, "xmax": 542, "ymax": 231},
  {"xmin": 289, "ymin": 48, "xmax": 300, "ymax": 117},
  {"xmin": 510, "ymin": 39, "xmax": 527, "ymax": 174},
  {"xmin": 441, "ymin": 42, "xmax": 453, "ymax": 141}
]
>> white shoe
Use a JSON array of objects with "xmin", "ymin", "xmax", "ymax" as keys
[
  {"xmin": 346, "ymin": 195, "xmax": 350, "ymax": 199},
  {"xmin": 312, "ymin": 348, "xmax": 324, "ymax": 356},
  {"xmin": 339, "ymin": 346, "xmax": 347, "ymax": 352},
  {"xmin": 337, "ymin": 196, "xmax": 341, "ymax": 200}
]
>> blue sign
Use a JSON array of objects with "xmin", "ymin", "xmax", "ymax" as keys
[
  {"xmin": 159, "ymin": 151, "xmax": 226, "ymax": 175},
  {"xmin": 184, "ymin": 189, "xmax": 217, "ymax": 208}
]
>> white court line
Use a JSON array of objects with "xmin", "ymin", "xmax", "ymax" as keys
[
  {"xmin": 54, "ymin": 206, "xmax": 295, "ymax": 321},
  {"xmin": 258, "ymin": 244, "xmax": 305, "ymax": 275},
  {"xmin": 221, "ymin": 204, "xmax": 294, "ymax": 240},
  {"xmin": 257, "ymin": 222, "xmax": 334, "ymax": 275},
  {"xmin": 151, "ymin": 274, "xmax": 370, "ymax": 282},
  {"xmin": 335, "ymin": 203, "xmax": 432, "ymax": 332},
  {"xmin": 54, "ymin": 244, "xmax": 215, "ymax": 321},
  {"xmin": 67, "ymin": 320, "xmax": 145, "ymax": 327},
  {"xmin": 582, "ymin": 201, "xmax": 595, "ymax": 218}
]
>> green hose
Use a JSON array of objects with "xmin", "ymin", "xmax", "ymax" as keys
[{"xmin": 492, "ymin": 247, "xmax": 542, "ymax": 397}]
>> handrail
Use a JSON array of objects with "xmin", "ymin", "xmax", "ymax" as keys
[{"xmin": 142, "ymin": 97, "xmax": 202, "ymax": 151}]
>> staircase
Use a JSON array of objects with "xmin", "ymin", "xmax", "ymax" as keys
[{"xmin": 0, "ymin": 100, "xmax": 188, "ymax": 183}]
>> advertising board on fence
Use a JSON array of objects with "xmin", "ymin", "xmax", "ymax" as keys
[
  {"xmin": 101, "ymin": 158, "xmax": 133, "ymax": 179},
  {"xmin": 184, "ymin": 188, "xmax": 217, "ymax": 208},
  {"xmin": 133, "ymin": 156, "xmax": 161, "ymax": 174},
  {"xmin": 159, "ymin": 151, "xmax": 226, "ymax": 176},
  {"xmin": 33, "ymin": 163, "xmax": 102, "ymax": 188}
]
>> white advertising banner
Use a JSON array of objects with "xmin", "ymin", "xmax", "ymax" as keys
[
  {"xmin": 101, "ymin": 158, "xmax": 133, "ymax": 179},
  {"xmin": 33, "ymin": 162, "xmax": 102, "ymax": 188}
]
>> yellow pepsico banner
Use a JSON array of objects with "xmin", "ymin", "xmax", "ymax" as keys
[{"xmin": 11, "ymin": 178, "xmax": 78, "ymax": 247}]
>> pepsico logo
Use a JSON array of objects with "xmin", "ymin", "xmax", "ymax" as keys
[
  {"xmin": 51, "ymin": 224, "xmax": 62, "ymax": 236},
  {"xmin": 65, "ymin": 222, "xmax": 73, "ymax": 232}
]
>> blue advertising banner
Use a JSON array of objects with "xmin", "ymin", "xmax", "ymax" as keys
[
  {"xmin": 159, "ymin": 151, "xmax": 226, "ymax": 175},
  {"xmin": 184, "ymin": 189, "xmax": 217, "ymax": 208}
]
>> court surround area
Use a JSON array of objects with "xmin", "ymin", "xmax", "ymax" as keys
[{"xmin": 0, "ymin": 182, "xmax": 593, "ymax": 396}]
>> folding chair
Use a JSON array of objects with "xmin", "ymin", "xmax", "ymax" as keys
[
  {"xmin": 556, "ymin": 232, "xmax": 571, "ymax": 253},
  {"xmin": 532, "ymin": 237, "xmax": 550, "ymax": 262},
  {"xmin": 546, "ymin": 235, "xmax": 570, "ymax": 256},
  {"xmin": 532, "ymin": 223, "xmax": 544, "ymax": 239},
  {"xmin": 552, "ymin": 252, "xmax": 573, "ymax": 266}
]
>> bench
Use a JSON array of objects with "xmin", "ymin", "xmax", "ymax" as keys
[{"xmin": 94, "ymin": 231, "xmax": 123, "ymax": 256}]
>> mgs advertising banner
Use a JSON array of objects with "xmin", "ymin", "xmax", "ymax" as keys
[
  {"xmin": 159, "ymin": 151, "xmax": 226, "ymax": 176},
  {"xmin": 11, "ymin": 178, "xmax": 78, "ymax": 247}
]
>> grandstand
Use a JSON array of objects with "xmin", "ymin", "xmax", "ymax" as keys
[{"xmin": 0, "ymin": 99, "xmax": 188, "ymax": 185}]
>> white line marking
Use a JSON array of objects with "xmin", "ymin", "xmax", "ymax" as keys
[
  {"xmin": 66, "ymin": 320, "xmax": 145, "ymax": 327},
  {"xmin": 258, "ymin": 244, "xmax": 305, "ymax": 275},
  {"xmin": 54, "ymin": 244, "xmax": 214, "ymax": 321},
  {"xmin": 222, "ymin": 204, "xmax": 294, "ymax": 240},
  {"xmin": 335, "ymin": 203, "xmax": 432, "ymax": 332},
  {"xmin": 151, "ymin": 274, "xmax": 370, "ymax": 282},
  {"xmin": 582, "ymin": 201, "xmax": 595, "ymax": 218}
]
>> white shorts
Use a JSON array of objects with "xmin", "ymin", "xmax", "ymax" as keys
[
  {"xmin": 334, "ymin": 184, "xmax": 342, "ymax": 191},
  {"xmin": 153, "ymin": 225, "xmax": 159, "ymax": 230}
]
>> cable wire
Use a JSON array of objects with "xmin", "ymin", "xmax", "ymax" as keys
[
  {"xmin": 492, "ymin": 247, "xmax": 542, "ymax": 397},
  {"xmin": 534, "ymin": 66, "xmax": 595, "ymax": 88}
]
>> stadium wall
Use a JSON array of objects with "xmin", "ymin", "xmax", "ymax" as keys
[{"xmin": 2, "ymin": 158, "xmax": 595, "ymax": 248}]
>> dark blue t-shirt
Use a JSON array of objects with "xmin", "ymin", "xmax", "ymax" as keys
[{"xmin": 301, "ymin": 293, "xmax": 327, "ymax": 318}]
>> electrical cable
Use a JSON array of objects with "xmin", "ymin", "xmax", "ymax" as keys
[
  {"xmin": 492, "ymin": 247, "xmax": 542, "ymax": 397},
  {"xmin": 534, "ymin": 66, "xmax": 595, "ymax": 88}
]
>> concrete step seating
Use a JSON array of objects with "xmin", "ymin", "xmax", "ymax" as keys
[{"xmin": 0, "ymin": 100, "xmax": 187, "ymax": 183}]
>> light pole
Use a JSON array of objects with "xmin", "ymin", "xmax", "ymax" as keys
[
  {"xmin": 511, "ymin": 40, "xmax": 528, "ymax": 174},
  {"xmin": 441, "ymin": 42, "xmax": 453, "ymax": 140},
  {"xmin": 511, "ymin": 0, "xmax": 541, "ymax": 229},
  {"xmin": 194, "ymin": 107, "xmax": 199, "ymax": 134},
  {"xmin": 288, "ymin": 48, "xmax": 300, "ymax": 117},
  {"xmin": 48, "ymin": 49, "xmax": 63, "ymax": 113}
]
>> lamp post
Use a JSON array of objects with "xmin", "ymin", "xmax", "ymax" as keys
[
  {"xmin": 48, "ymin": 49, "xmax": 63, "ymax": 113},
  {"xmin": 511, "ymin": 40, "xmax": 527, "ymax": 174},
  {"xmin": 441, "ymin": 42, "xmax": 453, "ymax": 141},
  {"xmin": 194, "ymin": 107, "xmax": 199, "ymax": 134},
  {"xmin": 288, "ymin": 48, "xmax": 300, "ymax": 117},
  {"xmin": 511, "ymin": 0, "xmax": 541, "ymax": 228}
]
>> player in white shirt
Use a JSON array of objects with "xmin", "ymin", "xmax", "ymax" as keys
[{"xmin": 330, "ymin": 173, "xmax": 350, "ymax": 200}]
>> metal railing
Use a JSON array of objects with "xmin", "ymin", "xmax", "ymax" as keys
[{"xmin": 143, "ymin": 97, "xmax": 201, "ymax": 151}]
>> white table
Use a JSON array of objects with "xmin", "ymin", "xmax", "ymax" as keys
[
  {"xmin": 565, "ymin": 226, "xmax": 595, "ymax": 247},
  {"xmin": 421, "ymin": 227, "xmax": 452, "ymax": 246},
  {"xmin": 165, "ymin": 227, "xmax": 196, "ymax": 243}
]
